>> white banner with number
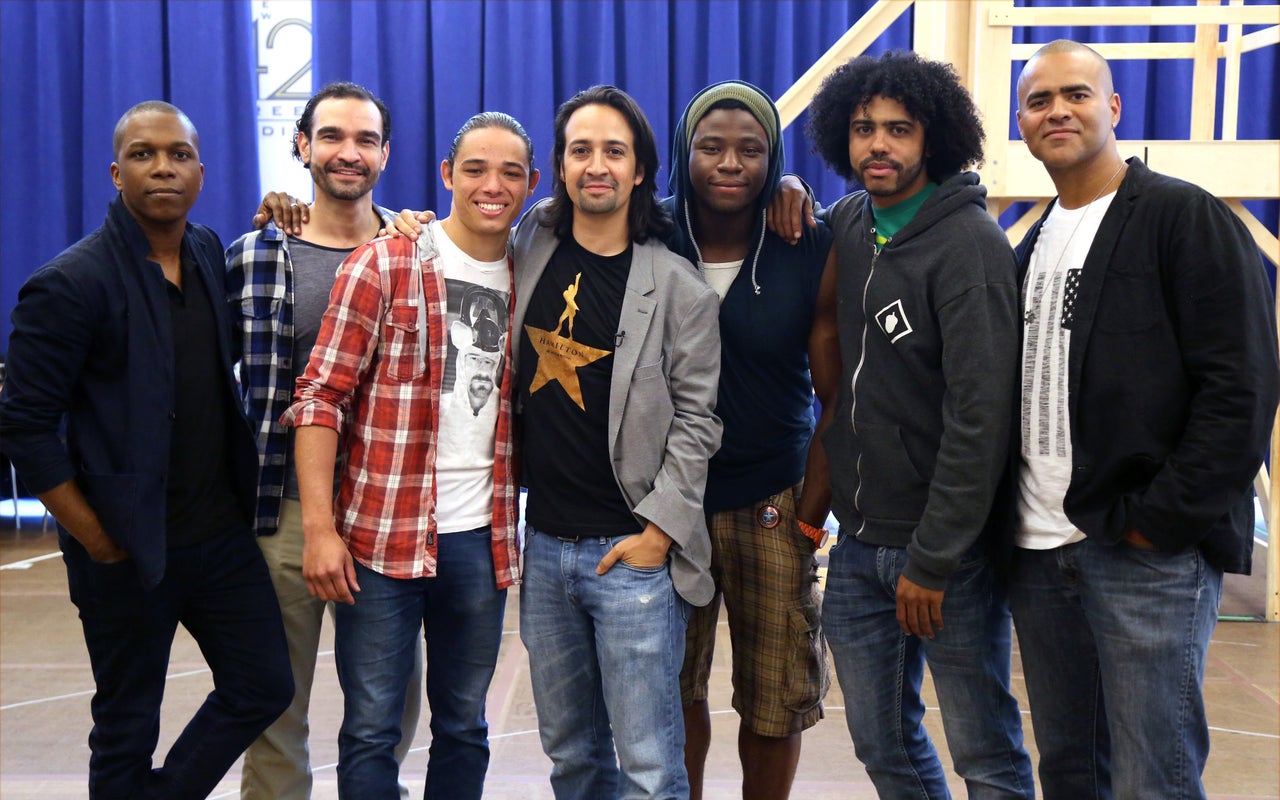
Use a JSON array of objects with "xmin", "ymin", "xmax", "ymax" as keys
[{"xmin": 254, "ymin": 0, "xmax": 314, "ymax": 203}]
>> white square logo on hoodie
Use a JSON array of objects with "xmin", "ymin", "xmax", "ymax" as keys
[{"xmin": 875, "ymin": 299, "xmax": 913, "ymax": 343}]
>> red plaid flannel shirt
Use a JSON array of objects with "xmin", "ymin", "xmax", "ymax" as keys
[{"xmin": 281, "ymin": 231, "xmax": 519, "ymax": 586}]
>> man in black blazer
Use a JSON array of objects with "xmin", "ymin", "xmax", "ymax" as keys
[
  {"xmin": 0, "ymin": 101, "xmax": 291, "ymax": 799},
  {"xmin": 1009, "ymin": 40, "xmax": 1278, "ymax": 800}
]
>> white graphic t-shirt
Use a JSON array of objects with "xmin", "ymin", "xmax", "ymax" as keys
[
  {"xmin": 1017, "ymin": 192, "xmax": 1116, "ymax": 549},
  {"xmin": 431, "ymin": 221, "xmax": 511, "ymax": 534}
]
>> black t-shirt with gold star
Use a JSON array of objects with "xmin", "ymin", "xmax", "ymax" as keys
[{"xmin": 519, "ymin": 236, "xmax": 639, "ymax": 538}]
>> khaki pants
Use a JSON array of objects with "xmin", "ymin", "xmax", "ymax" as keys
[{"xmin": 240, "ymin": 499, "xmax": 423, "ymax": 800}]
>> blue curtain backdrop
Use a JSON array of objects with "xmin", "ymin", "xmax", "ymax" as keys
[
  {"xmin": 307, "ymin": 0, "xmax": 904, "ymax": 223},
  {"xmin": 0, "ymin": 0, "xmax": 259, "ymax": 355},
  {"xmin": 1, "ymin": 0, "xmax": 1276, "ymax": 354}
]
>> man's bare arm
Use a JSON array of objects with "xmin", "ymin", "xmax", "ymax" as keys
[
  {"xmin": 765, "ymin": 174, "xmax": 818, "ymax": 244},
  {"xmin": 294, "ymin": 425, "xmax": 359, "ymax": 603},
  {"xmin": 796, "ymin": 246, "xmax": 840, "ymax": 531}
]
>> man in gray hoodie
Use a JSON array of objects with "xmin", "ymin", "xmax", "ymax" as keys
[{"xmin": 805, "ymin": 52, "xmax": 1033, "ymax": 799}]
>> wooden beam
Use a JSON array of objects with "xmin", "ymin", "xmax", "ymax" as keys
[
  {"xmin": 913, "ymin": 0, "xmax": 973, "ymax": 80},
  {"xmin": 1226, "ymin": 201, "xmax": 1280, "ymax": 267},
  {"xmin": 1271, "ymin": 377, "xmax": 1280, "ymax": 620},
  {"xmin": 1011, "ymin": 41, "xmax": 1198, "ymax": 60},
  {"xmin": 1189, "ymin": 0, "xmax": 1221, "ymax": 141},
  {"xmin": 1002, "ymin": 200, "xmax": 1050, "ymax": 245},
  {"xmin": 1009, "ymin": 26, "xmax": 1278, "ymax": 60},
  {"xmin": 1239, "ymin": 24, "xmax": 1280, "ymax": 54},
  {"xmin": 989, "ymin": 4, "xmax": 1279, "ymax": 27},
  {"xmin": 996, "ymin": 141, "xmax": 1280, "ymax": 199},
  {"xmin": 970, "ymin": 1, "xmax": 1015, "ymax": 199},
  {"xmin": 776, "ymin": 0, "xmax": 916, "ymax": 129},
  {"xmin": 1221, "ymin": 0, "xmax": 1245, "ymax": 140}
]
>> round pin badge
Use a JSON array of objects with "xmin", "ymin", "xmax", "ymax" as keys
[{"xmin": 758, "ymin": 504, "xmax": 780, "ymax": 529}]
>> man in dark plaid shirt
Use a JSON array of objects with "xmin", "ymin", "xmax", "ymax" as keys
[{"xmin": 226, "ymin": 82, "xmax": 421, "ymax": 800}]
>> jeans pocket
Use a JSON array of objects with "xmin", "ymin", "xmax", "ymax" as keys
[
  {"xmin": 782, "ymin": 592, "xmax": 831, "ymax": 714},
  {"xmin": 616, "ymin": 559, "xmax": 668, "ymax": 575}
]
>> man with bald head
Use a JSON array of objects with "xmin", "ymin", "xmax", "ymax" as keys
[
  {"xmin": 1, "ymin": 101, "xmax": 292, "ymax": 798},
  {"xmin": 1010, "ymin": 40, "xmax": 1278, "ymax": 798}
]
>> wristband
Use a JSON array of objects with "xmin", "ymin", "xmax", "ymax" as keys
[{"xmin": 797, "ymin": 520, "xmax": 830, "ymax": 549}]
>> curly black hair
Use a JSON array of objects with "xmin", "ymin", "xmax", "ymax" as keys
[{"xmin": 805, "ymin": 51, "xmax": 985, "ymax": 183}]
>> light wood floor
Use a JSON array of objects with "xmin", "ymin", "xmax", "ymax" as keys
[{"xmin": 2, "ymin": 520, "xmax": 1276, "ymax": 799}]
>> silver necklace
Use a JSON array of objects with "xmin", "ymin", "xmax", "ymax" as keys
[{"xmin": 1024, "ymin": 159, "xmax": 1125, "ymax": 325}]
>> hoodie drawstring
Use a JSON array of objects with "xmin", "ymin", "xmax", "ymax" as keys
[{"xmin": 683, "ymin": 200, "xmax": 766, "ymax": 296}]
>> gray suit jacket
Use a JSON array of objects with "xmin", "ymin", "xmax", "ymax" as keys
[{"xmin": 511, "ymin": 200, "xmax": 722, "ymax": 605}]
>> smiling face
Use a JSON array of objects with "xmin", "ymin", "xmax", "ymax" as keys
[
  {"xmin": 110, "ymin": 110, "xmax": 204, "ymax": 229},
  {"xmin": 297, "ymin": 96, "xmax": 389, "ymax": 202},
  {"xmin": 441, "ymin": 125, "xmax": 539, "ymax": 249},
  {"xmin": 847, "ymin": 95, "xmax": 929, "ymax": 208},
  {"xmin": 559, "ymin": 103, "xmax": 644, "ymax": 222},
  {"xmin": 688, "ymin": 107, "xmax": 769, "ymax": 218},
  {"xmin": 1016, "ymin": 50, "xmax": 1121, "ymax": 175}
]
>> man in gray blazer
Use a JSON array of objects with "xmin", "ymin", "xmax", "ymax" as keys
[{"xmin": 511, "ymin": 85, "xmax": 722, "ymax": 800}]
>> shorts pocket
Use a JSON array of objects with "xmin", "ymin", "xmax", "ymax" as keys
[{"xmin": 783, "ymin": 591, "xmax": 831, "ymax": 714}]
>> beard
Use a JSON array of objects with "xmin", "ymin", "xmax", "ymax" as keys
[
  {"xmin": 466, "ymin": 374, "xmax": 496, "ymax": 414},
  {"xmin": 311, "ymin": 159, "xmax": 379, "ymax": 201},
  {"xmin": 855, "ymin": 155, "xmax": 925, "ymax": 200}
]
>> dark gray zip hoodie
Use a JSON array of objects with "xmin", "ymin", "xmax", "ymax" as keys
[{"xmin": 822, "ymin": 172, "xmax": 1019, "ymax": 589}]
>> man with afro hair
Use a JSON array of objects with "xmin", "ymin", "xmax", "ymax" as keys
[{"xmin": 803, "ymin": 51, "xmax": 1034, "ymax": 798}]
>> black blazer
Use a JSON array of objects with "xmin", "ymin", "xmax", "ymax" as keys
[
  {"xmin": 1010, "ymin": 158, "xmax": 1278, "ymax": 574},
  {"xmin": 0, "ymin": 195, "xmax": 258, "ymax": 587}
]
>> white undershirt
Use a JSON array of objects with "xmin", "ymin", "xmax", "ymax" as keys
[
  {"xmin": 1017, "ymin": 191, "xmax": 1116, "ymax": 549},
  {"xmin": 699, "ymin": 259, "xmax": 743, "ymax": 302}
]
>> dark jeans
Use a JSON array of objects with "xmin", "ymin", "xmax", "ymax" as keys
[
  {"xmin": 1009, "ymin": 539, "xmax": 1223, "ymax": 800},
  {"xmin": 64, "ymin": 526, "xmax": 292, "ymax": 799},
  {"xmin": 822, "ymin": 535, "xmax": 1033, "ymax": 799},
  {"xmin": 333, "ymin": 527, "xmax": 508, "ymax": 800}
]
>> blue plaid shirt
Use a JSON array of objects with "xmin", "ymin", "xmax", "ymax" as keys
[{"xmin": 225, "ymin": 205, "xmax": 395, "ymax": 535}]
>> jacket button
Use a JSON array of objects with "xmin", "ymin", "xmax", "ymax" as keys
[{"xmin": 169, "ymin": 411, "xmax": 177, "ymax": 420}]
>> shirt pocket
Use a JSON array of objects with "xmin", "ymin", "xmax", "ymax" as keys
[
  {"xmin": 240, "ymin": 295, "xmax": 281, "ymax": 321},
  {"xmin": 1094, "ymin": 265, "xmax": 1163, "ymax": 333},
  {"xmin": 382, "ymin": 302, "xmax": 425, "ymax": 382}
]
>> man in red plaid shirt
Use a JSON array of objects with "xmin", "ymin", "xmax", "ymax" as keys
[{"xmin": 281, "ymin": 112, "xmax": 539, "ymax": 800}]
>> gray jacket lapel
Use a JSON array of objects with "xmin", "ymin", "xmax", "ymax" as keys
[{"xmin": 608, "ymin": 242, "xmax": 657, "ymax": 452}]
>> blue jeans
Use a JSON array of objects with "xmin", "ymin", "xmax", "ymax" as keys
[
  {"xmin": 822, "ymin": 534, "xmax": 1033, "ymax": 799},
  {"xmin": 63, "ymin": 527, "xmax": 293, "ymax": 800},
  {"xmin": 1009, "ymin": 538, "xmax": 1223, "ymax": 800},
  {"xmin": 333, "ymin": 527, "xmax": 507, "ymax": 800},
  {"xmin": 519, "ymin": 526, "xmax": 691, "ymax": 800}
]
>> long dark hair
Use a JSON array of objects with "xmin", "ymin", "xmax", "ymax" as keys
[{"xmin": 544, "ymin": 85, "xmax": 672, "ymax": 244}]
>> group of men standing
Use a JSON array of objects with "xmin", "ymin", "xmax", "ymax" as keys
[{"xmin": 2, "ymin": 38, "xmax": 1275, "ymax": 800}]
